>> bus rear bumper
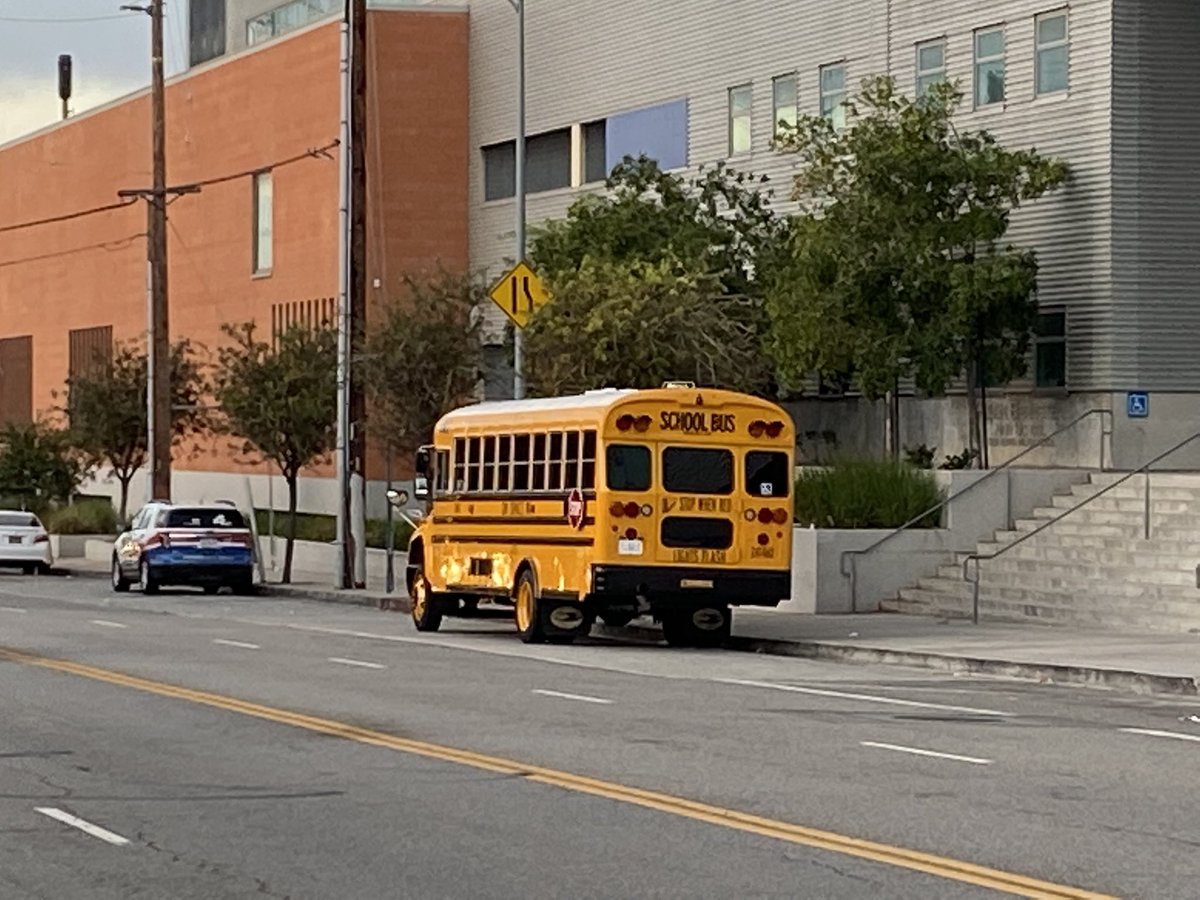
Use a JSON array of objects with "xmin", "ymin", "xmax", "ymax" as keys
[{"xmin": 590, "ymin": 564, "xmax": 788, "ymax": 609}]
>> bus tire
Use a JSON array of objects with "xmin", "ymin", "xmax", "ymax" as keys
[
  {"xmin": 411, "ymin": 574, "xmax": 444, "ymax": 633},
  {"xmin": 662, "ymin": 606, "xmax": 731, "ymax": 648},
  {"xmin": 514, "ymin": 568, "xmax": 545, "ymax": 644}
]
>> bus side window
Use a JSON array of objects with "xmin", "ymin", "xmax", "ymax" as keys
[
  {"xmin": 467, "ymin": 437, "xmax": 482, "ymax": 492},
  {"xmin": 581, "ymin": 430, "xmax": 597, "ymax": 488},
  {"xmin": 497, "ymin": 436, "xmax": 512, "ymax": 492},
  {"xmin": 532, "ymin": 434, "xmax": 547, "ymax": 491},
  {"xmin": 453, "ymin": 438, "xmax": 466, "ymax": 494},
  {"xmin": 435, "ymin": 450, "xmax": 449, "ymax": 493},
  {"xmin": 548, "ymin": 432, "xmax": 564, "ymax": 491},
  {"xmin": 513, "ymin": 435, "xmax": 531, "ymax": 491},
  {"xmin": 565, "ymin": 431, "xmax": 580, "ymax": 489},
  {"xmin": 482, "ymin": 436, "xmax": 497, "ymax": 492}
]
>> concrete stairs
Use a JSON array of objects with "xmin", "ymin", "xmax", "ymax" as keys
[{"xmin": 884, "ymin": 472, "xmax": 1200, "ymax": 633}]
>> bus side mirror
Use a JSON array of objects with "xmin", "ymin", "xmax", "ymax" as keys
[
  {"xmin": 415, "ymin": 447, "xmax": 431, "ymax": 477},
  {"xmin": 413, "ymin": 476, "xmax": 429, "ymax": 501}
]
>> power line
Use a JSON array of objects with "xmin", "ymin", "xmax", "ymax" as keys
[
  {"xmin": 0, "ymin": 14, "xmax": 140, "ymax": 23},
  {"xmin": 0, "ymin": 233, "xmax": 144, "ymax": 270},
  {"xmin": 0, "ymin": 141, "xmax": 339, "ymax": 236},
  {"xmin": 0, "ymin": 198, "xmax": 139, "ymax": 236}
]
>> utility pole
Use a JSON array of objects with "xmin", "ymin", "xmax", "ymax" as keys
[
  {"xmin": 510, "ymin": 0, "xmax": 527, "ymax": 400},
  {"xmin": 121, "ymin": 0, "xmax": 172, "ymax": 501},
  {"xmin": 58, "ymin": 55, "xmax": 72, "ymax": 121},
  {"xmin": 336, "ymin": 0, "xmax": 368, "ymax": 589}
]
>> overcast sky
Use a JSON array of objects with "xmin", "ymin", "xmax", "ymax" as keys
[{"xmin": 0, "ymin": 0, "xmax": 189, "ymax": 144}]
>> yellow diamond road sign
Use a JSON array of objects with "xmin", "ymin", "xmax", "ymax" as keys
[{"xmin": 488, "ymin": 261, "xmax": 549, "ymax": 329}]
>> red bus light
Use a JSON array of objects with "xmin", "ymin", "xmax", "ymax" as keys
[
  {"xmin": 633, "ymin": 415, "xmax": 652, "ymax": 432},
  {"xmin": 757, "ymin": 533, "xmax": 770, "ymax": 546},
  {"xmin": 748, "ymin": 420, "xmax": 766, "ymax": 438},
  {"xmin": 609, "ymin": 501, "xmax": 626, "ymax": 518},
  {"xmin": 624, "ymin": 527, "xmax": 639, "ymax": 540},
  {"xmin": 772, "ymin": 508, "xmax": 789, "ymax": 525},
  {"xmin": 623, "ymin": 501, "xmax": 640, "ymax": 518},
  {"xmin": 757, "ymin": 507, "xmax": 773, "ymax": 525},
  {"xmin": 616, "ymin": 414, "xmax": 634, "ymax": 431},
  {"xmin": 765, "ymin": 420, "xmax": 784, "ymax": 438}
]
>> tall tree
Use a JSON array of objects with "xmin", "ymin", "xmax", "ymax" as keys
[
  {"xmin": 767, "ymin": 76, "xmax": 1070, "ymax": 459},
  {"xmin": 524, "ymin": 155, "xmax": 787, "ymax": 396},
  {"xmin": 66, "ymin": 339, "xmax": 208, "ymax": 522},
  {"xmin": 0, "ymin": 422, "xmax": 84, "ymax": 514},
  {"xmin": 360, "ymin": 271, "xmax": 484, "ymax": 458},
  {"xmin": 214, "ymin": 321, "xmax": 338, "ymax": 583}
]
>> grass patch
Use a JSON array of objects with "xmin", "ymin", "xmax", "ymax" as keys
[
  {"xmin": 793, "ymin": 460, "xmax": 943, "ymax": 529},
  {"xmin": 254, "ymin": 509, "xmax": 412, "ymax": 550}
]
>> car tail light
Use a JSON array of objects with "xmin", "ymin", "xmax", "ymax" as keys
[
  {"xmin": 225, "ymin": 532, "xmax": 254, "ymax": 547},
  {"xmin": 771, "ymin": 508, "xmax": 789, "ymax": 525},
  {"xmin": 144, "ymin": 531, "xmax": 171, "ymax": 550},
  {"xmin": 34, "ymin": 533, "xmax": 49, "ymax": 544},
  {"xmin": 757, "ymin": 507, "xmax": 774, "ymax": 525}
]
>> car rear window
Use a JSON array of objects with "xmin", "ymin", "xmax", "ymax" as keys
[
  {"xmin": 607, "ymin": 445, "xmax": 651, "ymax": 491},
  {"xmin": 161, "ymin": 508, "xmax": 246, "ymax": 529},
  {"xmin": 0, "ymin": 513, "xmax": 39, "ymax": 528},
  {"xmin": 663, "ymin": 447, "xmax": 733, "ymax": 495},
  {"xmin": 745, "ymin": 451, "xmax": 791, "ymax": 499}
]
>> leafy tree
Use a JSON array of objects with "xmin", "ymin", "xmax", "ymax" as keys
[
  {"xmin": 0, "ymin": 422, "xmax": 84, "ymax": 513},
  {"xmin": 360, "ymin": 271, "xmax": 484, "ymax": 456},
  {"xmin": 523, "ymin": 256, "xmax": 771, "ymax": 396},
  {"xmin": 66, "ymin": 339, "xmax": 208, "ymax": 522},
  {"xmin": 214, "ymin": 321, "xmax": 338, "ymax": 583},
  {"xmin": 524, "ymin": 155, "xmax": 787, "ymax": 396},
  {"xmin": 767, "ymin": 76, "xmax": 1070, "ymax": 458}
]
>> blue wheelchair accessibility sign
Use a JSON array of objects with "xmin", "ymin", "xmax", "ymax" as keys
[{"xmin": 1127, "ymin": 391, "xmax": 1149, "ymax": 418}]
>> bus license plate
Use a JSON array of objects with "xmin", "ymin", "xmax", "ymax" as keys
[{"xmin": 618, "ymin": 538, "xmax": 643, "ymax": 556}]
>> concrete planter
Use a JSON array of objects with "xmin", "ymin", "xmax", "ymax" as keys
[{"xmin": 257, "ymin": 537, "xmax": 407, "ymax": 586}]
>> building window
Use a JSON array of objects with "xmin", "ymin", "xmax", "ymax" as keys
[
  {"xmin": 1036, "ymin": 11, "xmax": 1069, "ymax": 95},
  {"xmin": 0, "ymin": 335, "xmax": 33, "ymax": 426},
  {"xmin": 482, "ymin": 128, "xmax": 571, "ymax": 200},
  {"xmin": 916, "ymin": 40, "xmax": 946, "ymax": 98},
  {"xmin": 252, "ymin": 171, "xmax": 273, "ymax": 275},
  {"xmin": 728, "ymin": 85, "xmax": 753, "ymax": 155},
  {"xmin": 772, "ymin": 74, "xmax": 798, "ymax": 141},
  {"xmin": 819, "ymin": 64, "xmax": 847, "ymax": 130},
  {"xmin": 583, "ymin": 120, "xmax": 607, "ymax": 183},
  {"xmin": 974, "ymin": 27, "xmax": 1006, "ymax": 107},
  {"xmin": 1035, "ymin": 311, "xmax": 1066, "ymax": 388},
  {"xmin": 604, "ymin": 99, "xmax": 689, "ymax": 173},
  {"xmin": 483, "ymin": 141, "xmax": 515, "ymax": 201},
  {"xmin": 246, "ymin": 0, "xmax": 338, "ymax": 47}
]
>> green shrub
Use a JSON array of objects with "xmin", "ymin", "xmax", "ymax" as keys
[
  {"xmin": 793, "ymin": 460, "xmax": 943, "ymax": 529},
  {"xmin": 46, "ymin": 499, "xmax": 118, "ymax": 535},
  {"xmin": 255, "ymin": 510, "xmax": 412, "ymax": 550}
]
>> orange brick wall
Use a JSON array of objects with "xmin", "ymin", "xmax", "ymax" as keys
[{"xmin": 0, "ymin": 10, "xmax": 469, "ymax": 483}]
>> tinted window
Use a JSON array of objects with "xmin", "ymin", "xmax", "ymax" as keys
[
  {"xmin": 162, "ymin": 508, "xmax": 246, "ymax": 529},
  {"xmin": 663, "ymin": 447, "xmax": 733, "ymax": 495},
  {"xmin": 0, "ymin": 513, "xmax": 39, "ymax": 527},
  {"xmin": 607, "ymin": 445, "xmax": 651, "ymax": 491},
  {"xmin": 661, "ymin": 517, "xmax": 734, "ymax": 549},
  {"xmin": 745, "ymin": 452, "xmax": 790, "ymax": 499}
]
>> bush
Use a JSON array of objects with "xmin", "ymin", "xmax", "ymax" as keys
[
  {"xmin": 255, "ymin": 510, "xmax": 413, "ymax": 550},
  {"xmin": 794, "ymin": 460, "xmax": 943, "ymax": 529},
  {"xmin": 45, "ymin": 499, "xmax": 119, "ymax": 535}
]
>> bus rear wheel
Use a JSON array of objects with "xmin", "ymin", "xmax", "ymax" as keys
[
  {"xmin": 514, "ymin": 570, "xmax": 545, "ymax": 644},
  {"xmin": 411, "ymin": 575, "xmax": 444, "ymax": 633},
  {"xmin": 662, "ymin": 606, "xmax": 732, "ymax": 648}
]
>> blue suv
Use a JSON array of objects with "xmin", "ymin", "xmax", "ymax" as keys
[{"xmin": 112, "ymin": 501, "xmax": 257, "ymax": 595}]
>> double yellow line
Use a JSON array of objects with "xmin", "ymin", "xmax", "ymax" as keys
[{"xmin": 0, "ymin": 646, "xmax": 1114, "ymax": 899}]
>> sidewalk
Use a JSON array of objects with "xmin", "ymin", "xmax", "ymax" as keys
[{"xmin": 62, "ymin": 558, "xmax": 1200, "ymax": 696}]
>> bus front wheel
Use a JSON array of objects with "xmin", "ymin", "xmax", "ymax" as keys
[{"xmin": 662, "ymin": 606, "xmax": 732, "ymax": 649}]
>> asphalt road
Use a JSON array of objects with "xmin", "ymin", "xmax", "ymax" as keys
[{"xmin": 2, "ymin": 572, "xmax": 1199, "ymax": 898}]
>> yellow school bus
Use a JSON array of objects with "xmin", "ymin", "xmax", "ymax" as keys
[{"xmin": 403, "ymin": 383, "xmax": 793, "ymax": 647}]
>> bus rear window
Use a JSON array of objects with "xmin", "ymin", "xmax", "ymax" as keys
[
  {"xmin": 663, "ymin": 447, "xmax": 733, "ymax": 495},
  {"xmin": 607, "ymin": 445, "xmax": 651, "ymax": 491},
  {"xmin": 745, "ymin": 451, "xmax": 790, "ymax": 499}
]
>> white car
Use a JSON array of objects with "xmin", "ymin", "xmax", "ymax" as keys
[{"xmin": 0, "ymin": 510, "xmax": 53, "ymax": 575}]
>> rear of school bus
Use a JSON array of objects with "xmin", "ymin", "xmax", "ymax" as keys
[{"xmin": 590, "ymin": 385, "xmax": 793, "ymax": 646}]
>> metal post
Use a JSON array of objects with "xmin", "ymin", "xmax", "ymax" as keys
[
  {"xmin": 149, "ymin": 0, "xmax": 171, "ymax": 501},
  {"xmin": 512, "ymin": 0, "xmax": 527, "ymax": 400},
  {"xmin": 1144, "ymin": 470, "xmax": 1151, "ymax": 541},
  {"xmin": 972, "ymin": 559, "xmax": 981, "ymax": 624},
  {"xmin": 385, "ymin": 450, "xmax": 395, "ymax": 594},
  {"xmin": 335, "ymin": 15, "xmax": 352, "ymax": 588}
]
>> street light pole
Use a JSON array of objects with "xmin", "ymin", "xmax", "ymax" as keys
[{"xmin": 509, "ymin": 0, "xmax": 527, "ymax": 400}]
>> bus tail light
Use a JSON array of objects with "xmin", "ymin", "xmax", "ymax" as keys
[
  {"xmin": 765, "ymin": 420, "xmax": 784, "ymax": 438},
  {"xmin": 609, "ymin": 501, "xmax": 626, "ymax": 518},
  {"xmin": 748, "ymin": 420, "xmax": 766, "ymax": 438},
  {"xmin": 633, "ymin": 415, "xmax": 651, "ymax": 433},
  {"xmin": 757, "ymin": 533, "xmax": 770, "ymax": 546},
  {"xmin": 757, "ymin": 507, "xmax": 774, "ymax": 525},
  {"xmin": 771, "ymin": 508, "xmax": 789, "ymax": 525},
  {"xmin": 616, "ymin": 414, "xmax": 634, "ymax": 431},
  {"xmin": 624, "ymin": 527, "xmax": 639, "ymax": 540},
  {"xmin": 639, "ymin": 504, "xmax": 653, "ymax": 517},
  {"xmin": 743, "ymin": 509, "xmax": 757, "ymax": 522},
  {"xmin": 623, "ymin": 501, "xmax": 640, "ymax": 518},
  {"xmin": 610, "ymin": 501, "xmax": 642, "ymax": 519}
]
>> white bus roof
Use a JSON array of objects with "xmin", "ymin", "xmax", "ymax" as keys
[{"xmin": 436, "ymin": 390, "xmax": 636, "ymax": 430}]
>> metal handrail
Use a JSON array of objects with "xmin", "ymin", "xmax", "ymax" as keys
[
  {"xmin": 962, "ymin": 429, "xmax": 1200, "ymax": 623},
  {"xmin": 840, "ymin": 407, "xmax": 1113, "ymax": 611}
]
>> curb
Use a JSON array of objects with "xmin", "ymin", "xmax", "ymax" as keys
[
  {"xmin": 595, "ymin": 623, "xmax": 1200, "ymax": 697},
  {"xmin": 60, "ymin": 564, "xmax": 1198, "ymax": 697}
]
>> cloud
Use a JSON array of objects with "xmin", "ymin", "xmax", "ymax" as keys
[{"xmin": 0, "ymin": 74, "xmax": 144, "ymax": 145}]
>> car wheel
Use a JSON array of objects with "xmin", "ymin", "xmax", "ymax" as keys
[
  {"xmin": 21, "ymin": 564, "xmax": 34, "ymax": 576},
  {"xmin": 139, "ymin": 558, "xmax": 159, "ymax": 595},
  {"xmin": 232, "ymin": 575, "xmax": 255, "ymax": 596},
  {"xmin": 111, "ymin": 557, "xmax": 130, "ymax": 593}
]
